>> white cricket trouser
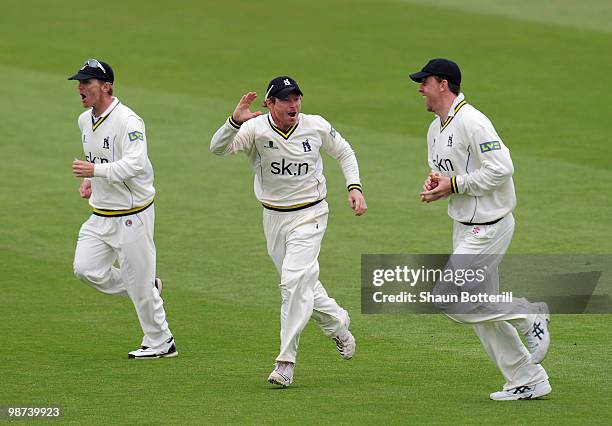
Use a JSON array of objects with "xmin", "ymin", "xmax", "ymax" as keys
[
  {"xmin": 446, "ymin": 213, "xmax": 548, "ymax": 390},
  {"xmin": 263, "ymin": 200, "xmax": 349, "ymax": 363},
  {"xmin": 73, "ymin": 206, "xmax": 172, "ymax": 348}
]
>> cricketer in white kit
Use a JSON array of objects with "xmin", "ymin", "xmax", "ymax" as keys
[
  {"xmin": 411, "ymin": 59, "xmax": 551, "ymax": 401},
  {"xmin": 210, "ymin": 76, "xmax": 367, "ymax": 387},
  {"xmin": 68, "ymin": 59, "xmax": 176, "ymax": 359}
]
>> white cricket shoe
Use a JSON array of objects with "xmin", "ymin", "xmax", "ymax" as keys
[
  {"xmin": 268, "ymin": 361, "xmax": 294, "ymax": 387},
  {"xmin": 333, "ymin": 328, "xmax": 356, "ymax": 360},
  {"xmin": 128, "ymin": 337, "xmax": 178, "ymax": 359},
  {"xmin": 490, "ymin": 380, "xmax": 552, "ymax": 401},
  {"xmin": 525, "ymin": 304, "xmax": 550, "ymax": 364},
  {"xmin": 154, "ymin": 277, "xmax": 163, "ymax": 294}
]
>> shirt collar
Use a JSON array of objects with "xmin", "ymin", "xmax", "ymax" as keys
[
  {"xmin": 92, "ymin": 97, "xmax": 119, "ymax": 121},
  {"xmin": 267, "ymin": 112, "xmax": 277, "ymax": 128},
  {"xmin": 267, "ymin": 112, "xmax": 300, "ymax": 130},
  {"xmin": 445, "ymin": 93, "xmax": 465, "ymax": 119}
]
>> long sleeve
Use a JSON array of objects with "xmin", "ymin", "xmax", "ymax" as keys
[
  {"xmin": 321, "ymin": 123, "xmax": 362, "ymax": 191},
  {"xmin": 455, "ymin": 124, "xmax": 513, "ymax": 196},
  {"xmin": 93, "ymin": 116, "xmax": 149, "ymax": 183},
  {"xmin": 210, "ymin": 116, "xmax": 254, "ymax": 156}
]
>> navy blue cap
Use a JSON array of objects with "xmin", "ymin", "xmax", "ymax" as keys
[
  {"xmin": 68, "ymin": 59, "xmax": 114, "ymax": 84},
  {"xmin": 410, "ymin": 58, "xmax": 461, "ymax": 86},
  {"xmin": 265, "ymin": 76, "xmax": 303, "ymax": 99}
]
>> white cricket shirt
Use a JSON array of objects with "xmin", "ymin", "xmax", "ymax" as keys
[
  {"xmin": 211, "ymin": 113, "xmax": 362, "ymax": 208},
  {"xmin": 78, "ymin": 97, "xmax": 155, "ymax": 212},
  {"xmin": 426, "ymin": 93, "xmax": 516, "ymax": 223}
]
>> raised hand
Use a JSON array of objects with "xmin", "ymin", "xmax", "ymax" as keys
[{"xmin": 232, "ymin": 92, "xmax": 263, "ymax": 124}]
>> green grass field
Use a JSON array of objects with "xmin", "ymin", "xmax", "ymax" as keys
[{"xmin": 2, "ymin": 0, "xmax": 611, "ymax": 424}]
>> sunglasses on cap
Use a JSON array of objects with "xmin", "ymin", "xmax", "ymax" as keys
[{"xmin": 81, "ymin": 58, "xmax": 106, "ymax": 73}]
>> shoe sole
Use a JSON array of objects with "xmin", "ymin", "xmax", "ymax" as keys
[
  {"xmin": 532, "ymin": 316, "xmax": 551, "ymax": 364},
  {"xmin": 128, "ymin": 350, "xmax": 179, "ymax": 360},
  {"xmin": 338, "ymin": 345, "xmax": 355, "ymax": 360},
  {"xmin": 339, "ymin": 311, "xmax": 355, "ymax": 359},
  {"xmin": 336, "ymin": 333, "xmax": 356, "ymax": 360}
]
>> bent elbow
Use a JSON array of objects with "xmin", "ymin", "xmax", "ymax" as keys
[
  {"xmin": 132, "ymin": 161, "xmax": 146, "ymax": 175},
  {"xmin": 501, "ymin": 162, "xmax": 514, "ymax": 180},
  {"xmin": 210, "ymin": 146, "xmax": 224, "ymax": 155},
  {"xmin": 210, "ymin": 142, "xmax": 229, "ymax": 156},
  {"xmin": 210, "ymin": 139, "xmax": 221, "ymax": 155}
]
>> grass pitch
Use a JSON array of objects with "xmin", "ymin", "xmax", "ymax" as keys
[{"xmin": 1, "ymin": 0, "xmax": 611, "ymax": 424}]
